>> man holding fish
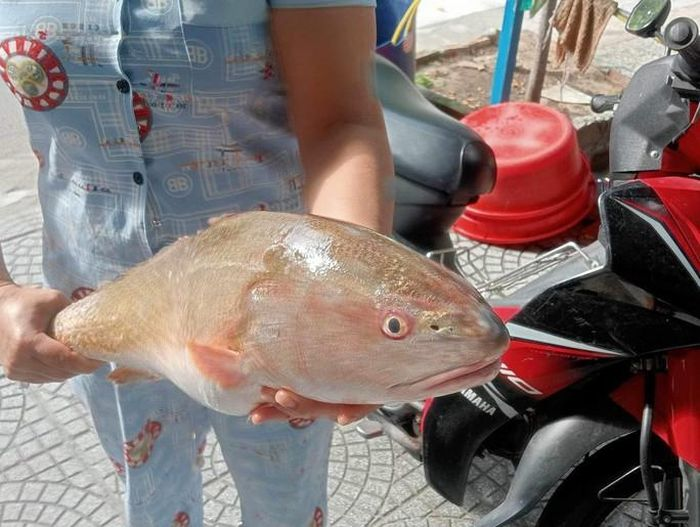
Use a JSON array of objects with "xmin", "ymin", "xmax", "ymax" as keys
[{"xmin": 0, "ymin": 1, "xmax": 507, "ymax": 526}]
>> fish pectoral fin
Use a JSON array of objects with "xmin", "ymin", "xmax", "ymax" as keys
[
  {"xmin": 107, "ymin": 367, "xmax": 161, "ymax": 384},
  {"xmin": 187, "ymin": 342, "xmax": 244, "ymax": 390}
]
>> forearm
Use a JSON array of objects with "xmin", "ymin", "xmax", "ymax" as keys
[
  {"xmin": 269, "ymin": 7, "xmax": 392, "ymax": 235},
  {"xmin": 302, "ymin": 119, "xmax": 394, "ymax": 236}
]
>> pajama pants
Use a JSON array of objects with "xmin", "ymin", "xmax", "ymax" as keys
[{"xmin": 71, "ymin": 365, "xmax": 334, "ymax": 527}]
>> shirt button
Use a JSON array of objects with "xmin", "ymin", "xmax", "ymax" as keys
[
  {"xmin": 116, "ymin": 78, "xmax": 130, "ymax": 93},
  {"xmin": 132, "ymin": 172, "xmax": 144, "ymax": 185}
]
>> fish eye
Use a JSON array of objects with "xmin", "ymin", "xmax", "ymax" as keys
[
  {"xmin": 382, "ymin": 314, "xmax": 409, "ymax": 339},
  {"xmin": 388, "ymin": 318, "xmax": 401, "ymax": 333}
]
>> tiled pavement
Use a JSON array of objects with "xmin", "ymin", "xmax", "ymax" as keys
[{"xmin": 0, "ymin": 178, "xmax": 567, "ymax": 526}]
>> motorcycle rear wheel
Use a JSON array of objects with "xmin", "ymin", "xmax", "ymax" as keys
[{"xmin": 536, "ymin": 433, "xmax": 683, "ymax": 527}]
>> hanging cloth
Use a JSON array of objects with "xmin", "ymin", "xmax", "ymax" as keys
[{"xmin": 552, "ymin": 0, "xmax": 619, "ymax": 71}]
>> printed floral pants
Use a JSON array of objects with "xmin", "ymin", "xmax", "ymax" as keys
[{"xmin": 71, "ymin": 365, "xmax": 333, "ymax": 527}]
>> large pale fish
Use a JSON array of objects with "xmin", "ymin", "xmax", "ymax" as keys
[{"xmin": 50, "ymin": 212, "xmax": 509, "ymax": 415}]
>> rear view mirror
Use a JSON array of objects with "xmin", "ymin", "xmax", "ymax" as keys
[{"xmin": 626, "ymin": 0, "xmax": 671, "ymax": 37}]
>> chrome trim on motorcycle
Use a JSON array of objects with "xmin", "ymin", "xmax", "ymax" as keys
[{"xmin": 427, "ymin": 241, "xmax": 602, "ymax": 299}]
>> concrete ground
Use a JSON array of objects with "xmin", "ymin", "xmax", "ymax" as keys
[{"xmin": 2, "ymin": 1, "xmax": 699, "ymax": 525}]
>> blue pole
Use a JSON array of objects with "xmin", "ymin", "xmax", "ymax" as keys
[{"xmin": 490, "ymin": 0, "xmax": 525, "ymax": 104}]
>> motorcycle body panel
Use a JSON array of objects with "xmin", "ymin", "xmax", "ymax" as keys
[
  {"xmin": 647, "ymin": 102, "xmax": 700, "ymax": 176},
  {"xmin": 644, "ymin": 176, "xmax": 700, "ymax": 272},
  {"xmin": 422, "ymin": 179, "xmax": 700, "ymax": 514},
  {"xmin": 492, "ymin": 337, "xmax": 618, "ymax": 401},
  {"xmin": 610, "ymin": 55, "xmax": 690, "ymax": 173},
  {"xmin": 603, "ymin": 179, "xmax": 700, "ymax": 319},
  {"xmin": 422, "ymin": 392, "xmax": 514, "ymax": 505},
  {"xmin": 474, "ymin": 414, "xmax": 637, "ymax": 527}
]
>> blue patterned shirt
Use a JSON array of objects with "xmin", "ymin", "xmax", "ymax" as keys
[{"xmin": 0, "ymin": 0, "xmax": 374, "ymax": 299}]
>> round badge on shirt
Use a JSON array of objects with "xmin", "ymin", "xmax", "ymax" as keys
[{"xmin": 0, "ymin": 36, "xmax": 68, "ymax": 111}]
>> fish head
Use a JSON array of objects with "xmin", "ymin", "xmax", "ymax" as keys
[
  {"xmin": 243, "ymin": 216, "xmax": 510, "ymax": 404},
  {"xmin": 298, "ymin": 268, "xmax": 508, "ymax": 403},
  {"xmin": 364, "ymin": 292, "xmax": 509, "ymax": 402}
]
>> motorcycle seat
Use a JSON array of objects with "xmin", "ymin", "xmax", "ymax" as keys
[{"xmin": 374, "ymin": 55, "xmax": 496, "ymax": 206}]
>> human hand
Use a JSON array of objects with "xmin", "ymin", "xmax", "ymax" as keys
[
  {"xmin": 250, "ymin": 387, "xmax": 379, "ymax": 426},
  {"xmin": 0, "ymin": 282, "xmax": 103, "ymax": 383}
]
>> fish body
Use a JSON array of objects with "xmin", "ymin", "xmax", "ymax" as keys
[{"xmin": 51, "ymin": 212, "xmax": 509, "ymax": 415}]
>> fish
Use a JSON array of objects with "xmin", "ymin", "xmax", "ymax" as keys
[{"xmin": 50, "ymin": 211, "xmax": 509, "ymax": 415}]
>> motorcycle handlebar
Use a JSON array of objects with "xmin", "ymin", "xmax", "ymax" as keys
[
  {"xmin": 665, "ymin": 17, "xmax": 700, "ymax": 82},
  {"xmin": 591, "ymin": 94, "xmax": 621, "ymax": 113}
]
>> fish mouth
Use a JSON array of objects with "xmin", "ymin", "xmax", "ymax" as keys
[{"xmin": 392, "ymin": 358, "xmax": 502, "ymax": 395}]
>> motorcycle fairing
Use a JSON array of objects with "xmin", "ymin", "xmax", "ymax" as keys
[
  {"xmin": 422, "ymin": 391, "xmax": 513, "ymax": 505},
  {"xmin": 603, "ymin": 179, "xmax": 700, "ymax": 318},
  {"xmin": 421, "ymin": 359, "xmax": 631, "ymax": 507},
  {"xmin": 638, "ymin": 176, "xmax": 700, "ymax": 276},
  {"xmin": 653, "ymin": 102, "xmax": 700, "ymax": 176},
  {"xmin": 506, "ymin": 179, "xmax": 700, "ymax": 356},
  {"xmin": 610, "ymin": 55, "xmax": 690, "ymax": 173},
  {"xmin": 510, "ymin": 273, "xmax": 699, "ymax": 356},
  {"xmin": 474, "ymin": 413, "xmax": 636, "ymax": 527},
  {"xmin": 492, "ymin": 337, "xmax": 620, "ymax": 401}
]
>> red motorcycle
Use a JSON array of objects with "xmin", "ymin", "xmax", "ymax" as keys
[{"xmin": 363, "ymin": 1, "xmax": 700, "ymax": 525}]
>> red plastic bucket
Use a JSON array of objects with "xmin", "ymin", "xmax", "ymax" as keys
[{"xmin": 454, "ymin": 102, "xmax": 595, "ymax": 245}]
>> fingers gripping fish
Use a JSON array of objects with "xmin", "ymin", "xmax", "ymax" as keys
[{"xmin": 50, "ymin": 212, "xmax": 509, "ymax": 415}]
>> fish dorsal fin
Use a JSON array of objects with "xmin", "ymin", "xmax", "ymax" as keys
[
  {"xmin": 187, "ymin": 342, "xmax": 244, "ymax": 389},
  {"xmin": 107, "ymin": 367, "xmax": 161, "ymax": 384}
]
